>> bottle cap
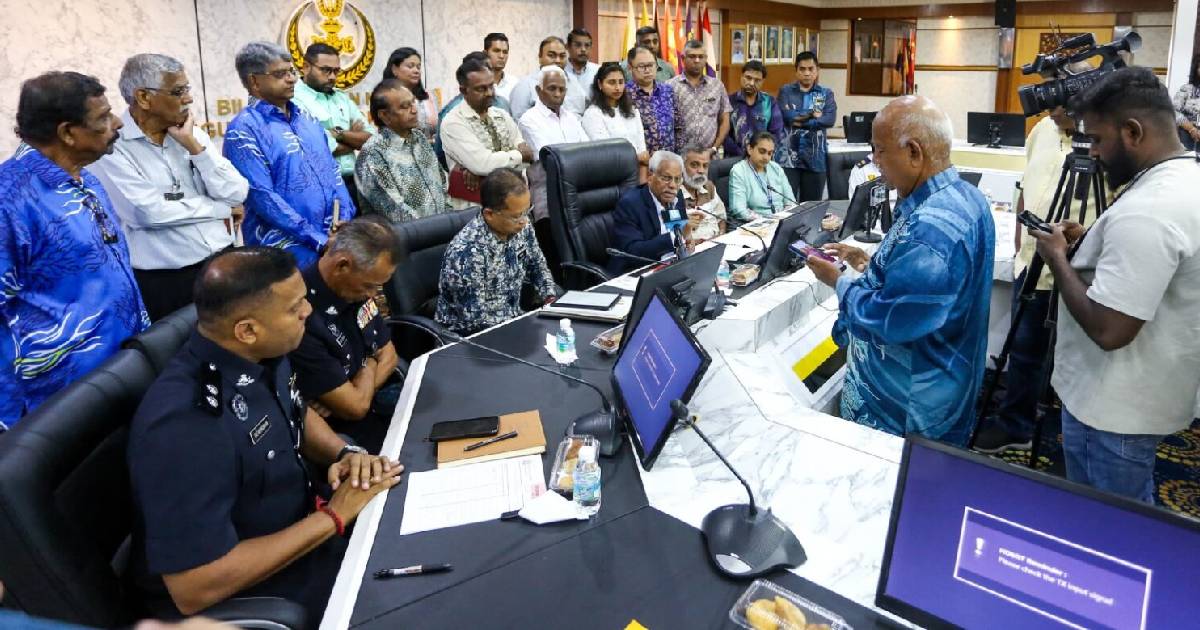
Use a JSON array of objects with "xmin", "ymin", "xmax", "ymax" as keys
[
  {"xmin": 579, "ymin": 444, "xmax": 597, "ymax": 462},
  {"xmin": 560, "ymin": 318, "xmax": 571, "ymax": 330}
]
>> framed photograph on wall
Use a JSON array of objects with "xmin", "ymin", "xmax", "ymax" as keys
[
  {"xmin": 731, "ymin": 27, "xmax": 746, "ymax": 64},
  {"xmin": 765, "ymin": 25, "xmax": 780, "ymax": 63},
  {"xmin": 747, "ymin": 24, "xmax": 763, "ymax": 61},
  {"xmin": 798, "ymin": 28, "xmax": 808, "ymax": 53},
  {"xmin": 808, "ymin": 30, "xmax": 820, "ymax": 59},
  {"xmin": 780, "ymin": 26, "xmax": 794, "ymax": 64}
]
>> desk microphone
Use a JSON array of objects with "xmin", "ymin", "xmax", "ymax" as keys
[
  {"xmin": 765, "ymin": 183, "xmax": 800, "ymax": 208},
  {"xmin": 605, "ymin": 247, "xmax": 661, "ymax": 266},
  {"xmin": 690, "ymin": 205, "xmax": 768, "ymax": 265},
  {"xmin": 670, "ymin": 400, "xmax": 806, "ymax": 578},
  {"xmin": 439, "ymin": 330, "xmax": 621, "ymax": 457}
]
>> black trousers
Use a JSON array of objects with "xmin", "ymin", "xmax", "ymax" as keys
[
  {"xmin": 134, "ymin": 261, "xmax": 206, "ymax": 322},
  {"xmin": 342, "ymin": 174, "xmax": 360, "ymax": 210},
  {"xmin": 784, "ymin": 167, "xmax": 827, "ymax": 202}
]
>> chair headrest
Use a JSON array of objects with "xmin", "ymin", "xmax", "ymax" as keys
[{"xmin": 542, "ymin": 138, "xmax": 638, "ymax": 189}]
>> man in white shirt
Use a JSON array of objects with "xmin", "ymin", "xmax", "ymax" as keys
[
  {"xmin": 509, "ymin": 37, "xmax": 578, "ymax": 122},
  {"xmin": 680, "ymin": 144, "xmax": 726, "ymax": 243},
  {"xmin": 518, "ymin": 65, "xmax": 588, "ymax": 279},
  {"xmin": 1032, "ymin": 67, "xmax": 1200, "ymax": 503},
  {"xmin": 564, "ymin": 28, "xmax": 599, "ymax": 117},
  {"xmin": 441, "ymin": 58, "xmax": 534, "ymax": 209},
  {"xmin": 484, "ymin": 32, "xmax": 517, "ymax": 102},
  {"xmin": 92, "ymin": 53, "xmax": 248, "ymax": 320}
]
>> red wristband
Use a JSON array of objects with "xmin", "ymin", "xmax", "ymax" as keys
[{"xmin": 315, "ymin": 496, "xmax": 345, "ymax": 537}]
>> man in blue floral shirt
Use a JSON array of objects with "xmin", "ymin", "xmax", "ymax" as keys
[
  {"xmin": 224, "ymin": 41, "xmax": 356, "ymax": 270},
  {"xmin": 436, "ymin": 168, "xmax": 557, "ymax": 335},
  {"xmin": 724, "ymin": 61, "xmax": 783, "ymax": 157},
  {"xmin": 776, "ymin": 52, "xmax": 837, "ymax": 202},
  {"xmin": 627, "ymin": 46, "xmax": 677, "ymax": 155},
  {"xmin": 0, "ymin": 72, "xmax": 149, "ymax": 429},
  {"xmin": 806, "ymin": 96, "xmax": 994, "ymax": 447}
]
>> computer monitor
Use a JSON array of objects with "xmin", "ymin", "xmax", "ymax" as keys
[
  {"xmin": 960, "ymin": 170, "xmax": 983, "ymax": 187},
  {"xmin": 967, "ymin": 112, "xmax": 1026, "ymax": 148},
  {"xmin": 838, "ymin": 179, "xmax": 890, "ymax": 241},
  {"xmin": 877, "ymin": 436, "xmax": 1200, "ymax": 629},
  {"xmin": 755, "ymin": 206, "xmax": 827, "ymax": 286},
  {"xmin": 844, "ymin": 111, "xmax": 876, "ymax": 144},
  {"xmin": 611, "ymin": 290, "xmax": 710, "ymax": 470},
  {"xmin": 624, "ymin": 242, "xmax": 726, "ymax": 347}
]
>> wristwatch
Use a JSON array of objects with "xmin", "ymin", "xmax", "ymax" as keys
[{"xmin": 336, "ymin": 444, "xmax": 368, "ymax": 462}]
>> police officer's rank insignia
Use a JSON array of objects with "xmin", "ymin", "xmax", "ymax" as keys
[
  {"xmin": 249, "ymin": 416, "xmax": 271, "ymax": 445},
  {"xmin": 230, "ymin": 393, "xmax": 249, "ymax": 421},
  {"xmin": 196, "ymin": 363, "xmax": 223, "ymax": 416},
  {"xmin": 236, "ymin": 374, "xmax": 255, "ymax": 387},
  {"xmin": 326, "ymin": 306, "xmax": 338, "ymax": 316}
]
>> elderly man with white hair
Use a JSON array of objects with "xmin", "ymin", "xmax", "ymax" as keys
[
  {"xmin": 91, "ymin": 53, "xmax": 249, "ymax": 320},
  {"xmin": 807, "ymin": 95, "xmax": 995, "ymax": 447},
  {"xmin": 518, "ymin": 64, "xmax": 588, "ymax": 268},
  {"xmin": 607, "ymin": 149, "xmax": 701, "ymax": 275}
]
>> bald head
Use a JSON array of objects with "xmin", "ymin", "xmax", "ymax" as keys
[{"xmin": 872, "ymin": 95, "xmax": 954, "ymax": 197}]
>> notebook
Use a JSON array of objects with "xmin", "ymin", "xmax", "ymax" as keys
[{"xmin": 435, "ymin": 410, "xmax": 547, "ymax": 468}]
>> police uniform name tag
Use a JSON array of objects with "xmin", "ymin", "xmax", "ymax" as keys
[
  {"xmin": 357, "ymin": 299, "xmax": 378, "ymax": 330},
  {"xmin": 249, "ymin": 416, "xmax": 272, "ymax": 445}
]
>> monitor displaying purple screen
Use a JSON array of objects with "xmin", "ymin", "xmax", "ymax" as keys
[
  {"xmin": 613, "ymin": 294, "xmax": 705, "ymax": 465},
  {"xmin": 879, "ymin": 440, "xmax": 1200, "ymax": 629}
]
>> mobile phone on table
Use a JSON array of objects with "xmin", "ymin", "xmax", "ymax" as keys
[
  {"xmin": 1017, "ymin": 210, "xmax": 1053, "ymax": 234},
  {"xmin": 427, "ymin": 416, "xmax": 500, "ymax": 442},
  {"xmin": 789, "ymin": 239, "xmax": 844, "ymax": 269}
]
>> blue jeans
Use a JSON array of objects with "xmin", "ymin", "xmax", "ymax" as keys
[
  {"xmin": 994, "ymin": 272, "xmax": 1053, "ymax": 440},
  {"xmin": 1060, "ymin": 407, "xmax": 1161, "ymax": 504}
]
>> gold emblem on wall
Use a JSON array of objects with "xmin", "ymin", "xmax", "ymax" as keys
[{"xmin": 284, "ymin": 0, "xmax": 376, "ymax": 88}]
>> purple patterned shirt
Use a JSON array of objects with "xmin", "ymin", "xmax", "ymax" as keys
[{"xmin": 627, "ymin": 80, "xmax": 676, "ymax": 154}]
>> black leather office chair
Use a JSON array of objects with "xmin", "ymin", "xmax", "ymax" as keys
[
  {"xmin": 384, "ymin": 208, "xmax": 477, "ymax": 355},
  {"xmin": 708, "ymin": 156, "xmax": 740, "ymax": 207},
  {"xmin": 826, "ymin": 150, "xmax": 870, "ymax": 200},
  {"xmin": 542, "ymin": 138, "xmax": 640, "ymax": 289},
  {"xmin": 0, "ymin": 350, "xmax": 305, "ymax": 629},
  {"xmin": 122, "ymin": 304, "xmax": 196, "ymax": 373}
]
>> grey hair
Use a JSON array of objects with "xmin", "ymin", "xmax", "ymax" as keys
[
  {"xmin": 235, "ymin": 41, "xmax": 291, "ymax": 89},
  {"xmin": 327, "ymin": 215, "xmax": 404, "ymax": 268},
  {"xmin": 892, "ymin": 96, "xmax": 953, "ymax": 162},
  {"xmin": 680, "ymin": 143, "xmax": 711, "ymax": 158},
  {"xmin": 537, "ymin": 64, "xmax": 567, "ymax": 86},
  {"xmin": 119, "ymin": 54, "xmax": 184, "ymax": 105},
  {"xmin": 648, "ymin": 150, "xmax": 684, "ymax": 173}
]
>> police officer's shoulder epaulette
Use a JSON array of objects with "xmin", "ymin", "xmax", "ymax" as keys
[
  {"xmin": 855, "ymin": 157, "xmax": 871, "ymax": 168},
  {"xmin": 196, "ymin": 362, "xmax": 223, "ymax": 416}
]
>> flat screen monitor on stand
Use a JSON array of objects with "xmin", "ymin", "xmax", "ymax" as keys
[
  {"xmin": 843, "ymin": 111, "xmax": 876, "ymax": 144},
  {"xmin": 967, "ymin": 112, "xmax": 1026, "ymax": 149},
  {"xmin": 839, "ymin": 180, "xmax": 891, "ymax": 243},
  {"xmin": 621, "ymin": 243, "xmax": 726, "ymax": 352}
]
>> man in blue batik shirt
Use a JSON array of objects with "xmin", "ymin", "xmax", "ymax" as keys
[
  {"xmin": 776, "ymin": 52, "xmax": 837, "ymax": 202},
  {"xmin": 224, "ymin": 41, "xmax": 356, "ymax": 269},
  {"xmin": 0, "ymin": 72, "xmax": 149, "ymax": 429},
  {"xmin": 807, "ymin": 96, "xmax": 994, "ymax": 446}
]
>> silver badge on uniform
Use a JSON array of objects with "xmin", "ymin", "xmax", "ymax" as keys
[
  {"xmin": 206, "ymin": 384, "xmax": 218, "ymax": 395},
  {"xmin": 205, "ymin": 395, "xmax": 219, "ymax": 409},
  {"xmin": 249, "ymin": 415, "xmax": 271, "ymax": 445},
  {"xmin": 236, "ymin": 374, "xmax": 255, "ymax": 387},
  {"xmin": 230, "ymin": 393, "xmax": 249, "ymax": 421},
  {"xmin": 326, "ymin": 306, "xmax": 338, "ymax": 316}
]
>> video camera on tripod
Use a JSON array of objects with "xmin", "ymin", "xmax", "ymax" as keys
[{"xmin": 1017, "ymin": 32, "xmax": 1141, "ymax": 117}]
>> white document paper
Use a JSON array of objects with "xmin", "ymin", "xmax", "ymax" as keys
[
  {"xmin": 992, "ymin": 208, "xmax": 1017, "ymax": 262},
  {"xmin": 398, "ymin": 455, "xmax": 547, "ymax": 535}
]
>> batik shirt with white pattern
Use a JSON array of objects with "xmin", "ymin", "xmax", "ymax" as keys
[{"xmin": 0, "ymin": 144, "xmax": 149, "ymax": 428}]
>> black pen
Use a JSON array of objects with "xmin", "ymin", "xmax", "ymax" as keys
[
  {"xmin": 463, "ymin": 430, "xmax": 518, "ymax": 452},
  {"xmin": 374, "ymin": 564, "xmax": 453, "ymax": 578}
]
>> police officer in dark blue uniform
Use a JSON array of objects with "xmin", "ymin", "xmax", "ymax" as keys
[
  {"xmin": 127, "ymin": 247, "xmax": 403, "ymax": 624},
  {"xmin": 290, "ymin": 216, "xmax": 401, "ymax": 453}
]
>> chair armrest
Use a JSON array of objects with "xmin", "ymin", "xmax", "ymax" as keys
[
  {"xmin": 560, "ymin": 261, "xmax": 611, "ymax": 287},
  {"xmin": 386, "ymin": 315, "xmax": 452, "ymax": 346},
  {"xmin": 199, "ymin": 596, "xmax": 307, "ymax": 630}
]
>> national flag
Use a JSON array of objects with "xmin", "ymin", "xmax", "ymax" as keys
[
  {"xmin": 673, "ymin": 0, "xmax": 686, "ymax": 72},
  {"xmin": 623, "ymin": 0, "xmax": 637, "ymax": 59},
  {"xmin": 684, "ymin": 1, "xmax": 694, "ymax": 42},
  {"xmin": 640, "ymin": 0, "xmax": 650, "ymax": 27},
  {"xmin": 663, "ymin": 0, "xmax": 677, "ymax": 71},
  {"xmin": 700, "ymin": 1, "xmax": 717, "ymax": 76}
]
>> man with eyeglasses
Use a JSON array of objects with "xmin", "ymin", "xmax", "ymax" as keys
[
  {"xmin": 436, "ymin": 168, "xmax": 557, "ymax": 336},
  {"xmin": 289, "ymin": 216, "xmax": 401, "ymax": 453},
  {"xmin": 224, "ymin": 41, "xmax": 357, "ymax": 270},
  {"xmin": 626, "ymin": 46, "xmax": 677, "ymax": 155},
  {"xmin": 607, "ymin": 150, "xmax": 700, "ymax": 275},
  {"xmin": 0, "ymin": 71, "xmax": 149, "ymax": 430},
  {"xmin": 92, "ymin": 53, "xmax": 249, "ymax": 321},
  {"xmin": 292, "ymin": 43, "xmax": 375, "ymax": 204}
]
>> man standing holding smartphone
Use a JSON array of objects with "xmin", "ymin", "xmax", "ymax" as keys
[{"xmin": 776, "ymin": 52, "xmax": 837, "ymax": 202}]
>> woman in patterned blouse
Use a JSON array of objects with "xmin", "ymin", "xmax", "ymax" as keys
[
  {"xmin": 1174, "ymin": 54, "xmax": 1200, "ymax": 150},
  {"xmin": 383, "ymin": 47, "xmax": 439, "ymax": 138}
]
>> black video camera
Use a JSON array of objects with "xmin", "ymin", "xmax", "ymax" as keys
[{"xmin": 1017, "ymin": 32, "xmax": 1141, "ymax": 117}]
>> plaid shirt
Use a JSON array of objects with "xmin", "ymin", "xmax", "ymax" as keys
[{"xmin": 627, "ymin": 80, "xmax": 677, "ymax": 154}]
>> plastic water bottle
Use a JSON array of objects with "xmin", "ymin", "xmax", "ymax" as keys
[
  {"xmin": 555, "ymin": 318, "xmax": 575, "ymax": 358},
  {"xmin": 716, "ymin": 260, "xmax": 732, "ymax": 292},
  {"xmin": 573, "ymin": 444, "xmax": 601, "ymax": 516}
]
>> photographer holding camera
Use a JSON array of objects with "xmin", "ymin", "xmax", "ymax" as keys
[{"xmin": 1031, "ymin": 67, "xmax": 1200, "ymax": 503}]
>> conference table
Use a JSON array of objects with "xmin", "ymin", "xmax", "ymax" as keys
[{"xmin": 320, "ymin": 206, "xmax": 905, "ymax": 629}]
